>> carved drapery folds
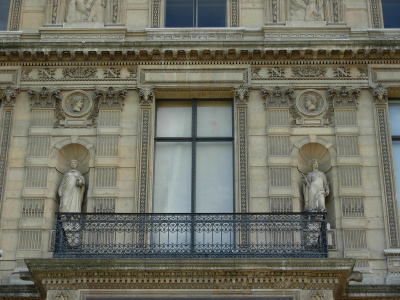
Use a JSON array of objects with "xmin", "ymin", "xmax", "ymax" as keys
[
  {"xmin": 328, "ymin": 86, "xmax": 361, "ymax": 108},
  {"xmin": 28, "ymin": 87, "xmax": 60, "ymax": 109},
  {"xmin": 48, "ymin": 0, "xmax": 125, "ymax": 26},
  {"xmin": 265, "ymin": 0, "xmax": 345, "ymax": 25},
  {"xmin": 371, "ymin": 84, "xmax": 399, "ymax": 248}
]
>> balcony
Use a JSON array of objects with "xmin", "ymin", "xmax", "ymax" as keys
[{"xmin": 53, "ymin": 212, "xmax": 328, "ymax": 259}]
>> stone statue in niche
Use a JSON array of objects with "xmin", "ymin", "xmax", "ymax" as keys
[
  {"xmin": 290, "ymin": 0, "xmax": 325, "ymax": 21},
  {"xmin": 302, "ymin": 159, "xmax": 329, "ymax": 211},
  {"xmin": 66, "ymin": 0, "xmax": 105, "ymax": 23},
  {"xmin": 58, "ymin": 160, "xmax": 85, "ymax": 213}
]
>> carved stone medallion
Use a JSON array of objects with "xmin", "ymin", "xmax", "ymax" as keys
[
  {"xmin": 296, "ymin": 90, "xmax": 326, "ymax": 117},
  {"xmin": 62, "ymin": 91, "xmax": 93, "ymax": 117}
]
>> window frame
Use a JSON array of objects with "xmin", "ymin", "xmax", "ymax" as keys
[
  {"xmin": 153, "ymin": 98, "xmax": 235, "ymax": 213},
  {"xmin": 164, "ymin": 0, "xmax": 227, "ymax": 28}
]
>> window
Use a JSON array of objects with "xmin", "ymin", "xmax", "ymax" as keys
[
  {"xmin": 389, "ymin": 100, "xmax": 400, "ymax": 211},
  {"xmin": 153, "ymin": 99, "xmax": 234, "ymax": 214},
  {"xmin": 0, "ymin": 1, "xmax": 11, "ymax": 30},
  {"xmin": 382, "ymin": 0, "xmax": 400, "ymax": 28},
  {"xmin": 165, "ymin": 0, "xmax": 226, "ymax": 27}
]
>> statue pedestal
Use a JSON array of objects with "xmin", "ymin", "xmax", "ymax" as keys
[
  {"xmin": 286, "ymin": 21, "xmax": 327, "ymax": 27},
  {"xmin": 63, "ymin": 22, "xmax": 105, "ymax": 28}
]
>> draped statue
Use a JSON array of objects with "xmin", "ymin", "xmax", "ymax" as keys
[
  {"xmin": 58, "ymin": 160, "xmax": 85, "ymax": 213},
  {"xmin": 66, "ymin": 0, "xmax": 105, "ymax": 23},
  {"xmin": 302, "ymin": 159, "xmax": 329, "ymax": 211},
  {"xmin": 291, "ymin": 0, "xmax": 325, "ymax": 21}
]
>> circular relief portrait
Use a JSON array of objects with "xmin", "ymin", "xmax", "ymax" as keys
[
  {"xmin": 62, "ymin": 91, "xmax": 93, "ymax": 117},
  {"xmin": 295, "ymin": 90, "xmax": 327, "ymax": 117}
]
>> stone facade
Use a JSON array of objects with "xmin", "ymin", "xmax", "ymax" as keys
[{"xmin": 0, "ymin": 0, "xmax": 400, "ymax": 299}]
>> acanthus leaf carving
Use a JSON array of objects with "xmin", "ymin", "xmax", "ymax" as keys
[
  {"xmin": 261, "ymin": 86, "xmax": 294, "ymax": 108},
  {"xmin": 1, "ymin": 86, "xmax": 20, "ymax": 108},
  {"xmin": 370, "ymin": 84, "xmax": 388, "ymax": 104},
  {"xmin": 234, "ymin": 85, "xmax": 251, "ymax": 105},
  {"xmin": 328, "ymin": 86, "xmax": 361, "ymax": 108},
  {"xmin": 28, "ymin": 87, "xmax": 60, "ymax": 109},
  {"xmin": 95, "ymin": 87, "xmax": 127, "ymax": 109},
  {"xmin": 138, "ymin": 88, "xmax": 155, "ymax": 106}
]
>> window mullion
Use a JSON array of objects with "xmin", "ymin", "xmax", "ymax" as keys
[{"xmin": 192, "ymin": 99, "xmax": 197, "ymax": 213}]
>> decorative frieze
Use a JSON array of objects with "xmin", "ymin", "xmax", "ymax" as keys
[
  {"xmin": 341, "ymin": 197, "xmax": 364, "ymax": 218},
  {"xmin": 336, "ymin": 136, "xmax": 360, "ymax": 156},
  {"xmin": 333, "ymin": 66, "xmax": 351, "ymax": 78},
  {"xmin": 343, "ymin": 229, "xmax": 367, "ymax": 249},
  {"xmin": 93, "ymin": 198, "xmax": 116, "ymax": 213},
  {"xmin": 339, "ymin": 166, "xmax": 362, "ymax": 187},
  {"xmin": 28, "ymin": 137, "xmax": 51, "ymax": 157},
  {"xmin": 63, "ymin": 67, "xmax": 98, "ymax": 79},
  {"xmin": 268, "ymin": 136, "xmax": 291, "ymax": 156},
  {"xmin": 22, "ymin": 198, "xmax": 45, "ymax": 218},
  {"xmin": 98, "ymin": 110, "xmax": 120, "ymax": 127},
  {"xmin": 270, "ymin": 167, "xmax": 291, "ymax": 187},
  {"xmin": 18, "ymin": 230, "xmax": 42, "ymax": 250},
  {"xmin": 25, "ymin": 168, "xmax": 48, "ymax": 188},
  {"xmin": 95, "ymin": 168, "xmax": 117, "ymax": 188},
  {"xmin": 97, "ymin": 136, "xmax": 119, "ymax": 156},
  {"xmin": 292, "ymin": 66, "xmax": 326, "ymax": 78},
  {"xmin": 271, "ymin": 197, "xmax": 293, "ymax": 212}
]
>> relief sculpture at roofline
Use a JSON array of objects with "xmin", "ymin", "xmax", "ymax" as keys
[
  {"xmin": 290, "ymin": 0, "xmax": 325, "ymax": 21},
  {"xmin": 66, "ymin": 0, "xmax": 105, "ymax": 23}
]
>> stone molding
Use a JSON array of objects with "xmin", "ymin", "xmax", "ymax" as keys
[
  {"xmin": 151, "ymin": 0, "xmax": 239, "ymax": 27},
  {"xmin": 234, "ymin": 85, "xmax": 250, "ymax": 216},
  {"xmin": 9, "ymin": 0, "xmax": 23, "ymax": 31},
  {"xmin": 25, "ymin": 258, "xmax": 355, "ymax": 298},
  {"xmin": 28, "ymin": 87, "xmax": 60, "ymax": 109},
  {"xmin": 372, "ymin": 85, "xmax": 400, "ymax": 248},
  {"xmin": 328, "ymin": 86, "xmax": 361, "ymax": 108},
  {"xmin": 369, "ymin": 0, "xmax": 383, "ymax": 28}
]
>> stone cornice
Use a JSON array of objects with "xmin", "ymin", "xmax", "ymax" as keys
[{"xmin": 26, "ymin": 258, "xmax": 355, "ymax": 298}]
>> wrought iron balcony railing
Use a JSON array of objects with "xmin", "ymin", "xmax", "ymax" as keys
[{"xmin": 53, "ymin": 212, "xmax": 328, "ymax": 258}]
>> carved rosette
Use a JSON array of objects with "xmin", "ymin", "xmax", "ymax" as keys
[
  {"xmin": 370, "ymin": 84, "xmax": 388, "ymax": 104},
  {"xmin": 1, "ymin": 87, "xmax": 20, "ymax": 108},
  {"xmin": 261, "ymin": 86, "xmax": 294, "ymax": 108},
  {"xmin": 234, "ymin": 85, "xmax": 250, "ymax": 105},
  {"xmin": 138, "ymin": 88, "xmax": 155, "ymax": 106},
  {"xmin": 291, "ymin": 89, "xmax": 333, "ymax": 126},
  {"xmin": 328, "ymin": 86, "xmax": 361, "ymax": 108},
  {"xmin": 28, "ymin": 87, "xmax": 60, "ymax": 109}
]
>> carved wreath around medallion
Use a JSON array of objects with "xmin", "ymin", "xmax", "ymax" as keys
[
  {"xmin": 296, "ymin": 90, "xmax": 327, "ymax": 117},
  {"xmin": 62, "ymin": 91, "xmax": 93, "ymax": 117}
]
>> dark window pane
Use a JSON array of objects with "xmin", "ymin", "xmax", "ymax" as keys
[
  {"xmin": 0, "ymin": 1, "xmax": 11, "ymax": 30},
  {"xmin": 197, "ymin": 0, "xmax": 226, "ymax": 27},
  {"xmin": 382, "ymin": 0, "xmax": 400, "ymax": 28},
  {"xmin": 165, "ymin": 0, "xmax": 195, "ymax": 27}
]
